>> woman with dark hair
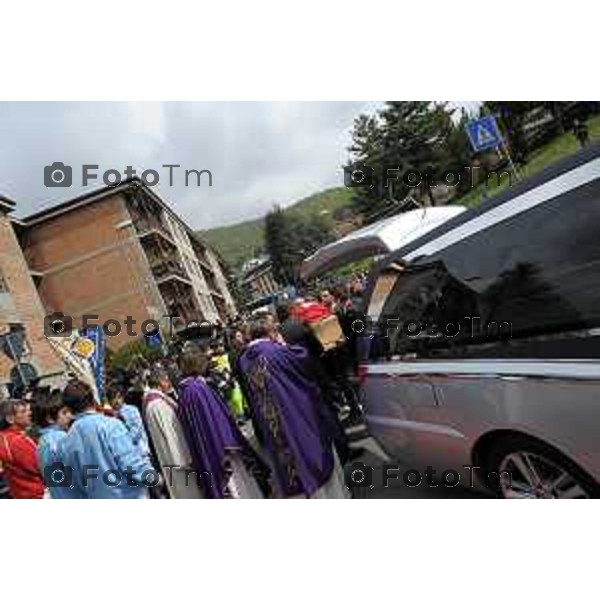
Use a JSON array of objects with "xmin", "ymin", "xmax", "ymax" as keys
[{"xmin": 176, "ymin": 352, "xmax": 268, "ymax": 498}]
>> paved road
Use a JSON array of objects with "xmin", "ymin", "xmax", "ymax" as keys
[
  {"xmin": 347, "ymin": 430, "xmax": 489, "ymax": 499},
  {"xmin": 243, "ymin": 420, "xmax": 488, "ymax": 498}
]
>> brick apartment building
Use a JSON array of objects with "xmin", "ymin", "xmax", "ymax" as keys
[
  {"xmin": 0, "ymin": 180, "xmax": 236, "ymax": 392},
  {"xmin": 0, "ymin": 196, "xmax": 64, "ymax": 395}
]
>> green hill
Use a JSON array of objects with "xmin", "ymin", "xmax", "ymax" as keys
[{"xmin": 201, "ymin": 187, "xmax": 354, "ymax": 268}]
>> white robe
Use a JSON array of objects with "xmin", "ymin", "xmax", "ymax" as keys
[
  {"xmin": 225, "ymin": 454, "xmax": 265, "ymax": 499},
  {"xmin": 269, "ymin": 447, "xmax": 350, "ymax": 499},
  {"xmin": 143, "ymin": 392, "xmax": 204, "ymax": 499},
  {"xmin": 144, "ymin": 391, "xmax": 263, "ymax": 499},
  {"xmin": 309, "ymin": 448, "xmax": 351, "ymax": 499}
]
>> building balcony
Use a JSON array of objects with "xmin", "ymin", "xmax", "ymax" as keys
[
  {"xmin": 160, "ymin": 284, "xmax": 202, "ymax": 325},
  {"xmin": 126, "ymin": 185, "xmax": 175, "ymax": 241},
  {"xmin": 190, "ymin": 244, "xmax": 217, "ymax": 273},
  {"xmin": 150, "ymin": 258, "xmax": 189, "ymax": 283},
  {"xmin": 200, "ymin": 263, "xmax": 220, "ymax": 289},
  {"xmin": 136, "ymin": 224, "xmax": 176, "ymax": 246},
  {"xmin": 154, "ymin": 272, "xmax": 193, "ymax": 287}
]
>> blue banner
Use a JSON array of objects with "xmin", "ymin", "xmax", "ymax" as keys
[
  {"xmin": 81, "ymin": 325, "xmax": 106, "ymax": 401},
  {"xmin": 145, "ymin": 329, "xmax": 162, "ymax": 348}
]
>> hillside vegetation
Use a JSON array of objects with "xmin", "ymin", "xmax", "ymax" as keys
[
  {"xmin": 204, "ymin": 113, "xmax": 600, "ymax": 270},
  {"xmin": 459, "ymin": 114, "xmax": 600, "ymax": 207},
  {"xmin": 201, "ymin": 187, "xmax": 354, "ymax": 268}
]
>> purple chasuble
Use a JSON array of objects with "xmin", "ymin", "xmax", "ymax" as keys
[
  {"xmin": 177, "ymin": 376, "xmax": 265, "ymax": 498},
  {"xmin": 239, "ymin": 340, "xmax": 334, "ymax": 497}
]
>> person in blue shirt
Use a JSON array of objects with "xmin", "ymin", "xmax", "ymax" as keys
[
  {"xmin": 61, "ymin": 380, "xmax": 155, "ymax": 499},
  {"xmin": 106, "ymin": 386, "xmax": 150, "ymax": 459},
  {"xmin": 32, "ymin": 390, "xmax": 73, "ymax": 499}
]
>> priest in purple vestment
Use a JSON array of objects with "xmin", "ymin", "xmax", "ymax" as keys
[
  {"xmin": 176, "ymin": 352, "xmax": 269, "ymax": 499},
  {"xmin": 238, "ymin": 317, "xmax": 349, "ymax": 499}
]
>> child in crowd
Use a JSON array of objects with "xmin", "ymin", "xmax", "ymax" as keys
[
  {"xmin": 106, "ymin": 386, "xmax": 150, "ymax": 459},
  {"xmin": 32, "ymin": 391, "xmax": 73, "ymax": 499}
]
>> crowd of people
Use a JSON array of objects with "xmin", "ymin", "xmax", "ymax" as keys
[{"xmin": 0, "ymin": 282, "xmax": 367, "ymax": 500}]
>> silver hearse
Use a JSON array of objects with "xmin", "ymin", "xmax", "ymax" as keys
[{"xmin": 359, "ymin": 143, "xmax": 600, "ymax": 498}]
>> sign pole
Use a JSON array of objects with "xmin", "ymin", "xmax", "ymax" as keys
[
  {"xmin": 494, "ymin": 116, "xmax": 522, "ymax": 183},
  {"xmin": 502, "ymin": 141, "xmax": 522, "ymax": 182}
]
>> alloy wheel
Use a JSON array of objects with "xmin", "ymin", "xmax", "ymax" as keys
[{"xmin": 498, "ymin": 451, "xmax": 590, "ymax": 499}]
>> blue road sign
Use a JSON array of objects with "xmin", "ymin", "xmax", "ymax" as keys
[{"xmin": 466, "ymin": 115, "xmax": 503, "ymax": 152}]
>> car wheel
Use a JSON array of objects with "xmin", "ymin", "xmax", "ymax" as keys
[{"xmin": 485, "ymin": 435, "xmax": 600, "ymax": 499}]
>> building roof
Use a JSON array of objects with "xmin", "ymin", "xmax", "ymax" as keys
[
  {"xmin": 19, "ymin": 177, "xmax": 223, "ymax": 256},
  {"xmin": 14, "ymin": 178, "xmax": 233, "ymax": 275},
  {"xmin": 22, "ymin": 177, "xmax": 173, "ymax": 225},
  {"xmin": 27, "ymin": 180, "xmax": 235, "ymax": 282}
]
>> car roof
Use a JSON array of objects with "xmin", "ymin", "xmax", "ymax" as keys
[
  {"xmin": 375, "ymin": 142, "xmax": 600, "ymax": 273},
  {"xmin": 362, "ymin": 141, "xmax": 600, "ymax": 307}
]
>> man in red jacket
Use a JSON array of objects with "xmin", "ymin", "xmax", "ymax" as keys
[{"xmin": 0, "ymin": 399, "xmax": 45, "ymax": 499}]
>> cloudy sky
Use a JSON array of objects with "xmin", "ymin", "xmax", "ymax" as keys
[
  {"xmin": 0, "ymin": 101, "xmax": 478, "ymax": 230},
  {"xmin": 0, "ymin": 102, "xmax": 386, "ymax": 229}
]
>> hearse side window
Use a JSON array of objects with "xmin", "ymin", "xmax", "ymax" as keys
[
  {"xmin": 371, "ymin": 263, "xmax": 449, "ymax": 358},
  {"xmin": 365, "ymin": 176, "xmax": 600, "ymax": 360},
  {"xmin": 423, "ymin": 177, "xmax": 600, "ymax": 355},
  {"xmin": 368, "ymin": 261, "xmax": 479, "ymax": 358}
]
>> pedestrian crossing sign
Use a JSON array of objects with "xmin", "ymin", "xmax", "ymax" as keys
[{"xmin": 465, "ymin": 115, "xmax": 503, "ymax": 152}]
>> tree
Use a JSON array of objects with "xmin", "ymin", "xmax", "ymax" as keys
[
  {"xmin": 482, "ymin": 101, "xmax": 538, "ymax": 162},
  {"xmin": 265, "ymin": 206, "xmax": 296, "ymax": 285},
  {"xmin": 347, "ymin": 113, "xmax": 384, "ymax": 215},
  {"xmin": 291, "ymin": 212, "xmax": 331, "ymax": 257},
  {"xmin": 440, "ymin": 108, "xmax": 472, "ymax": 196},
  {"xmin": 105, "ymin": 340, "xmax": 162, "ymax": 381},
  {"xmin": 348, "ymin": 101, "xmax": 458, "ymax": 219},
  {"xmin": 265, "ymin": 206, "xmax": 332, "ymax": 285}
]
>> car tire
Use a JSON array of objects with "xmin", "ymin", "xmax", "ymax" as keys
[{"xmin": 484, "ymin": 435, "xmax": 600, "ymax": 499}]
